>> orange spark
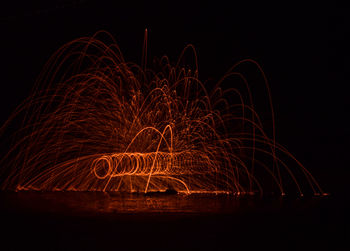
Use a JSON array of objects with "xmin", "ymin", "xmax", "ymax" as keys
[{"xmin": 0, "ymin": 31, "xmax": 324, "ymax": 196}]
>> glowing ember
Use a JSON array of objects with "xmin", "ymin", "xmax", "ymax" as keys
[{"xmin": 0, "ymin": 31, "xmax": 324, "ymax": 196}]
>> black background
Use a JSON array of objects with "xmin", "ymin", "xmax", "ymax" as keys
[
  {"xmin": 0, "ymin": 1, "xmax": 347, "ymax": 250},
  {"xmin": 0, "ymin": 0, "xmax": 347, "ymax": 195}
]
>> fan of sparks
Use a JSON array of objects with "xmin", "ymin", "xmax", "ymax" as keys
[{"xmin": 0, "ymin": 31, "xmax": 324, "ymax": 196}]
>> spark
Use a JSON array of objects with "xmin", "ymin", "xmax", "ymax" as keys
[{"xmin": 0, "ymin": 31, "xmax": 324, "ymax": 196}]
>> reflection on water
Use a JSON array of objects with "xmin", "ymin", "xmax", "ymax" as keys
[
  {"xmin": 0, "ymin": 191, "xmax": 274, "ymax": 215},
  {"xmin": 0, "ymin": 191, "xmax": 338, "ymax": 251},
  {"xmin": 0, "ymin": 191, "xmax": 329, "ymax": 217}
]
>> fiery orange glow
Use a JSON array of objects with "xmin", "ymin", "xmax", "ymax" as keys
[{"xmin": 0, "ymin": 31, "xmax": 324, "ymax": 196}]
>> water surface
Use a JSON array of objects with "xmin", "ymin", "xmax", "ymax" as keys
[{"xmin": 0, "ymin": 192, "xmax": 342, "ymax": 251}]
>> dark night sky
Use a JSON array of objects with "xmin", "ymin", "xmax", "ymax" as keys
[{"xmin": 0, "ymin": 1, "xmax": 347, "ymax": 195}]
